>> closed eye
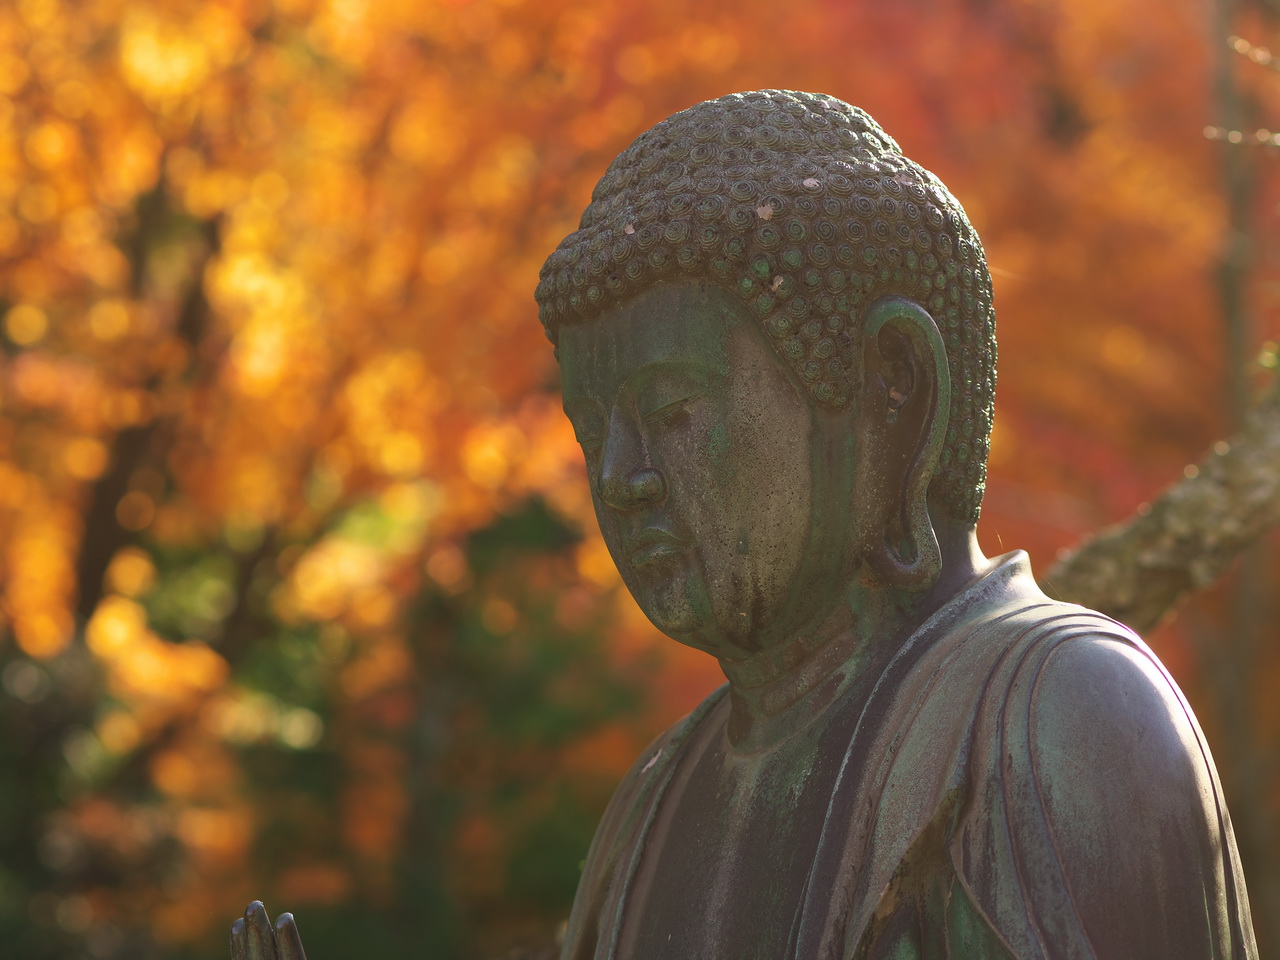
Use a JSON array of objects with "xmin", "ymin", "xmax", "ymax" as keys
[
  {"xmin": 563, "ymin": 397, "xmax": 606, "ymax": 455},
  {"xmin": 643, "ymin": 394, "xmax": 700, "ymax": 426},
  {"xmin": 569, "ymin": 426, "xmax": 603, "ymax": 456}
]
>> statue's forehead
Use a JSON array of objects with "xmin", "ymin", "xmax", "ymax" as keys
[{"xmin": 557, "ymin": 282, "xmax": 750, "ymax": 398}]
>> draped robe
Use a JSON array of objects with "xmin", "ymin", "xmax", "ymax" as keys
[{"xmin": 559, "ymin": 552, "xmax": 1258, "ymax": 959}]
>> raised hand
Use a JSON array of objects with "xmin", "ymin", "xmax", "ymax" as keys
[{"xmin": 230, "ymin": 901, "xmax": 308, "ymax": 960}]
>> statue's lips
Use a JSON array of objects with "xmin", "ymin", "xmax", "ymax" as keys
[{"xmin": 627, "ymin": 529, "xmax": 686, "ymax": 567}]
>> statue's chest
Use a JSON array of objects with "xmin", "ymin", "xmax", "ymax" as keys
[{"xmin": 616, "ymin": 726, "xmax": 836, "ymax": 960}]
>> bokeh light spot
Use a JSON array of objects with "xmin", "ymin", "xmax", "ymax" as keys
[
  {"xmin": 1102, "ymin": 324, "xmax": 1148, "ymax": 371},
  {"xmin": 105, "ymin": 548, "xmax": 157, "ymax": 598},
  {"xmin": 616, "ymin": 44, "xmax": 657, "ymax": 84},
  {"xmin": 15, "ymin": 611, "xmax": 72, "ymax": 659},
  {"xmin": 18, "ymin": 184, "xmax": 59, "ymax": 223},
  {"xmin": 2, "ymin": 660, "xmax": 50, "ymax": 703},
  {"xmin": 425, "ymin": 543, "xmax": 469, "ymax": 593},
  {"xmin": 88, "ymin": 299, "xmax": 130, "ymax": 340},
  {"xmin": 63, "ymin": 437, "xmax": 109, "ymax": 480},
  {"xmin": 278, "ymin": 708, "xmax": 323, "ymax": 749},
  {"xmin": 378, "ymin": 433, "xmax": 425, "ymax": 477},
  {"xmin": 116, "ymin": 491, "xmax": 156, "ymax": 531},
  {"xmin": 5, "ymin": 304, "xmax": 49, "ymax": 345},
  {"xmin": 97, "ymin": 711, "xmax": 141, "ymax": 755},
  {"xmin": 25, "ymin": 121, "xmax": 76, "ymax": 170}
]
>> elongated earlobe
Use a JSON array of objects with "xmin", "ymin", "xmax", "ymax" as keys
[{"xmin": 861, "ymin": 297, "xmax": 951, "ymax": 592}]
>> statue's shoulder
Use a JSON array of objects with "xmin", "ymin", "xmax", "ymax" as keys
[
  {"xmin": 1006, "ymin": 611, "xmax": 1219, "ymax": 838},
  {"xmin": 965, "ymin": 586, "xmax": 1213, "ymax": 815},
  {"xmin": 976, "ymin": 594, "xmax": 1200, "ymax": 775},
  {"xmin": 955, "ymin": 598, "xmax": 1259, "ymax": 957}
]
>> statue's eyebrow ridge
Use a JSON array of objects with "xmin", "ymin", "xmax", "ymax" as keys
[
  {"xmin": 562, "ymin": 358, "xmax": 724, "ymax": 419},
  {"xmin": 620, "ymin": 358, "xmax": 724, "ymax": 396}
]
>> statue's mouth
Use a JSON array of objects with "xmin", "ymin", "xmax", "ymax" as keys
[{"xmin": 627, "ymin": 529, "xmax": 686, "ymax": 567}]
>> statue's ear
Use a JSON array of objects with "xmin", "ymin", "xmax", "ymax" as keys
[{"xmin": 858, "ymin": 297, "xmax": 951, "ymax": 591}]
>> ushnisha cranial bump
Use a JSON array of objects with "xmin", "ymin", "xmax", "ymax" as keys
[{"xmin": 535, "ymin": 90, "xmax": 996, "ymax": 522}]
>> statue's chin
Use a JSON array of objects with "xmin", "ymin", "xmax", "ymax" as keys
[
  {"xmin": 633, "ymin": 589, "xmax": 700, "ymax": 642},
  {"xmin": 633, "ymin": 588, "xmax": 754, "ymax": 660},
  {"xmin": 621, "ymin": 550, "xmax": 784, "ymax": 658},
  {"xmin": 624, "ymin": 564, "xmax": 712, "ymax": 649}
]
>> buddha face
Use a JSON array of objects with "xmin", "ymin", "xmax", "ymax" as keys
[{"xmin": 558, "ymin": 281, "xmax": 852, "ymax": 659}]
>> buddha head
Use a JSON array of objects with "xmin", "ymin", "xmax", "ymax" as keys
[{"xmin": 535, "ymin": 90, "xmax": 997, "ymax": 660}]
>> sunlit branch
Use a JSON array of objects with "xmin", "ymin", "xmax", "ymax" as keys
[
  {"xmin": 1204, "ymin": 125, "xmax": 1280, "ymax": 147},
  {"xmin": 1229, "ymin": 35, "xmax": 1280, "ymax": 71},
  {"xmin": 1045, "ymin": 369, "xmax": 1280, "ymax": 633}
]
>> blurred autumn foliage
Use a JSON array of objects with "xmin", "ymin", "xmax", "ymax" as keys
[{"xmin": 2, "ymin": 0, "xmax": 1280, "ymax": 957}]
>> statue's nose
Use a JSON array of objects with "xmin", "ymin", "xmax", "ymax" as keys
[{"xmin": 601, "ymin": 466, "xmax": 667, "ymax": 511}]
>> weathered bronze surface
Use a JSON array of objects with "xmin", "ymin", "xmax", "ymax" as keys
[
  {"xmin": 231, "ymin": 90, "xmax": 1259, "ymax": 959},
  {"xmin": 537, "ymin": 91, "xmax": 1258, "ymax": 959}
]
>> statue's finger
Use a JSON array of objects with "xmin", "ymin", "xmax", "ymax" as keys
[
  {"xmin": 243, "ymin": 901, "xmax": 278, "ymax": 960},
  {"xmin": 274, "ymin": 912, "xmax": 308, "ymax": 960},
  {"xmin": 231, "ymin": 917, "xmax": 248, "ymax": 960}
]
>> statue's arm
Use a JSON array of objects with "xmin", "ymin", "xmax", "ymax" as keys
[
  {"xmin": 220, "ymin": 691, "xmax": 721, "ymax": 960},
  {"xmin": 560, "ymin": 685, "xmax": 727, "ymax": 960},
  {"xmin": 558, "ymin": 721, "xmax": 686, "ymax": 959},
  {"xmin": 1014, "ymin": 634, "xmax": 1257, "ymax": 958},
  {"xmin": 230, "ymin": 901, "xmax": 308, "ymax": 960}
]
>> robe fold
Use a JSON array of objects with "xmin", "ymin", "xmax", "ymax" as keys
[{"xmin": 560, "ymin": 552, "xmax": 1258, "ymax": 960}]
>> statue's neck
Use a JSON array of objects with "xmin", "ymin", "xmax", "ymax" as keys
[
  {"xmin": 716, "ymin": 527, "xmax": 989, "ymax": 753},
  {"xmin": 716, "ymin": 583, "xmax": 895, "ymax": 752}
]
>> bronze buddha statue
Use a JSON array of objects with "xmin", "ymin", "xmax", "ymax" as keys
[{"xmin": 232, "ymin": 90, "xmax": 1258, "ymax": 960}]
